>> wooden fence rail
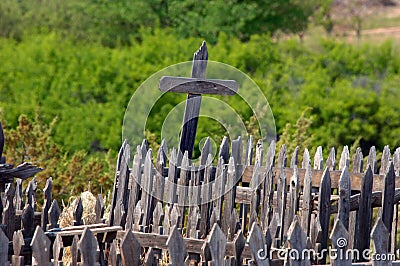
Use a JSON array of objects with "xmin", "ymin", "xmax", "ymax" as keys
[{"xmin": 1, "ymin": 136, "xmax": 400, "ymax": 265}]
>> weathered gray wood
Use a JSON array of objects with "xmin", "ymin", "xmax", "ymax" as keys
[
  {"xmin": 338, "ymin": 167, "xmax": 351, "ymax": 230},
  {"xmin": 115, "ymin": 141, "xmax": 130, "ymax": 227},
  {"xmin": 41, "ymin": 177, "xmax": 52, "ymax": 231},
  {"xmin": 126, "ymin": 146, "xmax": 143, "ymax": 229},
  {"xmin": 177, "ymin": 151, "xmax": 189, "ymax": 227},
  {"xmin": 255, "ymin": 139, "xmax": 264, "ymax": 166},
  {"xmin": 21, "ymin": 203, "xmax": 35, "ymax": 238},
  {"xmin": 223, "ymin": 157, "xmax": 236, "ymax": 239},
  {"xmin": 78, "ymin": 227, "xmax": 99, "ymax": 266},
  {"xmin": 114, "ymin": 200, "xmax": 126, "ymax": 231},
  {"xmin": 2, "ymin": 182, "xmax": 15, "ymax": 240},
  {"xmin": 381, "ymin": 162, "xmax": 395, "ymax": 249},
  {"xmin": 352, "ymin": 147, "xmax": 363, "ymax": 173},
  {"xmin": 205, "ymin": 223, "xmax": 226, "ymax": 266},
  {"xmin": 219, "ymin": 136, "xmax": 230, "ymax": 164},
  {"xmin": 109, "ymin": 141, "xmax": 127, "ymax": 226},
  {"xmin": 249, "ymin": 161, "xmax": 261, "ymax": 228},
  {"xmin": 391, "ymin": 200, "xmax": 398, "ymax": 255},
  {"xmin": 159, "ymin": 76, "xmax": 238, "ymax": 95},
  {"xmin": 167, "ymin": 225, "xmax": 187, "ymax": 265},
  {"xmin": 141, "ymin": 149, "xmax": 155, "ymax": 231},
  {"xmin": 286, "ymin": 166, "xmax": 300, "ymax": 237},
  {"xmin": 261, "ymin": 165, "xmax": 274, "ymax": 233},
  {"xmin": 301, "ymin": 163, "xmax": 312, "ymax": 236},
  {"xmin": 231, "ymin": 136, "xmax": 243, "ymax": 170},
  {"xmin": 31, "ymin": 226, "xmax": 52, "ymax": 266},
  {"xmin": 170, "ymin": 204, "xmax": 181, "ymax": 229},
  {"xmin": 309, "ymin": 214, "xmax": 322, "ymax": 253},
  {"xmin": 326, "ymin": 147, "xmax": 336, "ymax": 171},
  {"xmin": 339, "ymin": 146, "xmax": 350, "ymax": 171},
  {"xmin": 200, "ymin": 153, "xmax": 213, "ymax": 237},
  {"xmin": 187, "ymin": 205, "xmax": 200, "ymax": 238},
  {"xmin": 154, "ymin": 141, "xmax": 166, "ymax": 205},
  {"xmin": 330, "ymin": 219, "xmax": 351, "ymax": 266},
  {"xmin": 247, "ymin": 223, "xmax": 269, "ymax": 266},
  {"xmin": 290, "ymin": 146, "xmax": 299, "ymax": 168},
  {"xmin": 144, "ymin": 248, "xmax": 157, "ymax": 266},
  {"xmin": 394, "ymin": 147, "xmax": 400, "ymax": 176},
  {"xmin": 152, "ymin": 202, "xmax": 164, "ymax": 234},
  {"xmin": 53, "ymin": 234, "xmax": 64, "ymax": 265},
  {"xmin": 15, "ymin": 178, "xmax": 23, "ymax": 210},
  {"xmin": 212, "ymin": 156, "xmax": 225, "ymax": 227},
  {"xmin": 318, "ymin": 168, "xmax": 331, "ymax": 264},
  {"xmin": 232, "ymin": 229, "xmax": 246, "ymax": 264},
  {"xmin": 0, "ymin": 229, "xmax": 8, "ymax": 266},
  {"xmin": 287, "ymin": 218, "xmax": 310, "ymax": 266},
  {"xmin": 177, "ymin": 41, "xmax": 208, "ymax": 160},
  {"xmin": 47, "ymin": 199, "xmax": 61, "ymax": 230},
  {"xmin": 140, "ymin": 139, "xmax": 149, "ymax": 161},
  {"xmin": 371, "ymin": 218, "xmax": 390, "ymax": 266},
  {"xmin": 230, "ymin": 208, "xmax": 242, "ymax": 244},
  {"xmin": 277, "ymin": 144, "xmax": 287, "ymax": 168},
  {"xmin": 73, "ymin": 197, "xmax": 84, "ymax": 226},
  {"xmin": 367, "ymin": 146, "xmax": 377, "ymax": 174},
  {"xmin": 166, "ymin": 148, "xmax": 177, "ymax": 204},
  {"xmin": 380, "ymin": 145, "xmax": 391, "ymax": 176},
  {"xmin": 313, "ymin": 146, "xmax": 323, "ymax": 170},
  {"xmin": 266, "ymin": 140, "xmax": 276, "ymax": 168},
  {"xmin": 302, "ymin": 148, "xmax": 310, "ymax": 169},
  {"xmin": 12, "ymin": 230, "xmax": 24, "ymax": 266},
  {"xmin": 71, "ymin": 235, "xmax": 79, "ymax": 266},
  {"xmin": 245, "ymin": 135, "xmax": 254, "ymax": 166},
  {"xmin": 0, "ymin": 163, "xmax": 43, "ymax": 183},
  {"xmin": 354, "ymin": 166, "xmax": 373, "ymax": 261},
  {"xmin": 120, "ymin": 230, "xmax": 141, "ymax": 266},
  {"xmin": 26, "ymin": 177, "xmax": 37, "ymax": 211},
  {"xmin": 276, "ymin": 166, "xmax": 287, "ymax": 245},
  {"xmin": 108, "ymin": 240, "xmax": 119, "ymax": 266},
  {"xmin": 95, "ymin": 194, "xmax": 105, "ymax": 224},
  {"xmin": 133, "ymin": 200, "xmax": 144, "ymax": 232}
]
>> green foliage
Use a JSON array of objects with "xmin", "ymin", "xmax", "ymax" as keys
[
  {"xmin": 2, "ymin": 114, "xmax": 115, "ymax": 202},
  {"xmin": 277, "ymin": 107, "xmax": 314, "ymax": 161},
  {"xmin": 0, "ymin": 0, "xmax": 319, "ymax": 46},
  {"xmin": 1, "ymin": 33, "xmax": 400, "ymax": 157}
]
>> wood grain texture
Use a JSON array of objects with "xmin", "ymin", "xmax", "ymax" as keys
[
  {"xmin": 0, "ymin": 229, "xmax": 8, "ymax": 266},
  {"xmin": 206, "ymin": 223, "xmax": 227, "ymax": 266},
  {"xmin": 78, "ymin": 227, "xmax": 99, "ymax": 266},
  {"xmin": 318, "ymin": 168, "xmax": 331, "ymax": 264},
  {"xmin": 31, "ymin": 226, "xmax": 52, "ymax": 266},
  {"xmin": 330, "ymin": 219, "xmax": 351, "ymax": 266},
  {"xmin": 159, "ymin": 76, "xmax": 238, "ymax": 95},
  {"xmin": 338, "ymin": 167, "xmax": 351, "ymax": 230},
  {"xmin": 371, "ymin": 218, "xmax": 390, "ymax": 266},
  {"xmin": 247, "ymin": 223, "xmax": 269, "ymax": 266},
  {"xmin": 354, "ymin": 166, "xmax": 373, "ymax": 261},
  {"xmin": 120, "ymin": 230, "xmax": 141, "ymax": 266},
  {"xmin": 167, "ymin": 226, "xmax": 187, "ymax": 265}
]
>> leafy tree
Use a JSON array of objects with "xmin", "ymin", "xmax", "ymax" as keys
[{"xmin": 2, "ymin": 114, "xmax": 115, "ymax": 203}]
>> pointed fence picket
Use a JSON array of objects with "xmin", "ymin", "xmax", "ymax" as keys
[{"xmin": 2, "ymin": 136, "xmax": 400, "ymax": 265}]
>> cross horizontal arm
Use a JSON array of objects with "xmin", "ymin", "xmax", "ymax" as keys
[{"xmin": 159, "ymin": 76, "xmax": 238, "ymax": 96}]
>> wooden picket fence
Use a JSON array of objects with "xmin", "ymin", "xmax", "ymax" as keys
[{"xmin": 1, "ymin": 136, "xmax": 400, "ymax": 265}]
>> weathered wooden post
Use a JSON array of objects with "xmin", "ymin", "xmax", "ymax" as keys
[{"xmin": 159, "ymin": 41, "xmax": 238, "ymax": 161}]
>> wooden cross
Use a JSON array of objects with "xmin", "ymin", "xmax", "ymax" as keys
[{"xmin": 159, "ymin": 41, "xmax": 238, "ymax": 160}]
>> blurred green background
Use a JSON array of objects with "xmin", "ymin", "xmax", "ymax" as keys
[{"xmin": 1, "ymin": 0, "xmax": 399, "ymax": 200}]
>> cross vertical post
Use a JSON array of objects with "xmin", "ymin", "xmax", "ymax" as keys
[
  {"xmin": 159, "ymin": 41, "xmax": 238, "ymax": 162},
  {"xmin": 179, "ymin": 41, "xmax": 207, "ymax": 161}
]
